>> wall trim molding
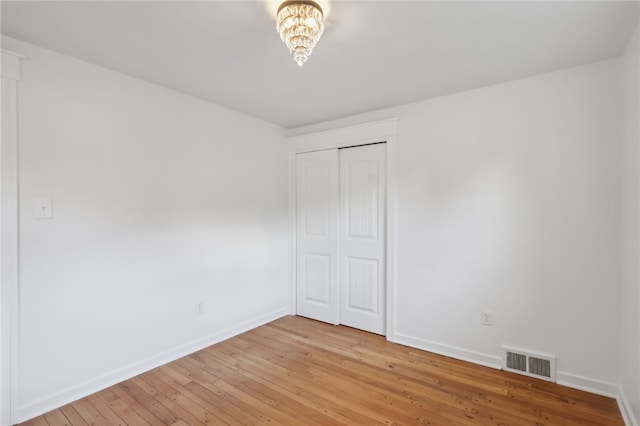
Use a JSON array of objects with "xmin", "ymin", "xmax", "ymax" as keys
[
  {"xmin": 287, "ymin": 119, "xmax": 399, "ymax": 153},
  {"xmin": 617, "ymin": 387, "xmax": 638, "ymax": 426},
  {"xmin": 17, "ymin": 308, "xmax": 289, "ymax": 423},
  {"xmin": 287, "ymin": 118, "xmax": 399, "ymax": 341},
  {"xmin": 1, "ymin": 49, "xmax": 23, "ymax": 81},
  {"xmin": 394, "ymin": 333, "xmax": 503, "ymax": 370},
  {"xmin": 1, "ymin": 48, "xmax": 22, "ymax": 426},
  {"xmin": 555, "ymin": 371, "xmax": 620, "ymax": 398}
]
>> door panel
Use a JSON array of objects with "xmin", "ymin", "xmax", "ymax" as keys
[
  {"xmin": 345, "ymin": 161, "xmax": 379, "ymax": 240},
  {"xmin": 303, "ymin": 253, "xmax": 331, "ymax": 304},
  {"xmin": 339, "ymin": 144, "xmax": 386, "ymax": 334},
  {"xmin": 296, "ymin": 150, "xmax": 339, "ymax": 324},
  {"xmin": 302, "ymin": 165, "xmax": 331, "ymax": 237},
  {"xmin": 345, "ymin": 257, "xmax": 379, "ymax": 313}
]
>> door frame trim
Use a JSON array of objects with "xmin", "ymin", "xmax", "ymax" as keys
[
  {"xmin": 2, "ymin": 48, "xmax": 23, "ymax": 426},
  {"xmin": 287, "ymin": 119, "xmax": 399, "ymax": 341}
]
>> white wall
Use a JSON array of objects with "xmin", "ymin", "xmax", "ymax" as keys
[
  {"xmin": 290, "ymin": 59, "xmax": 623, "ymax": 394},
  {"xmin": 620, "ymin": 24, "xmax": 640, "ymax": 426},
  {"xmin": 1, "ymin": 36, "xmax": 290, "ymax": 422}
]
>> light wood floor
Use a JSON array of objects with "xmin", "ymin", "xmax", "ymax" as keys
[{"xmin": 20, "ymin": 315, "xmax": 623, "ymax": 425}]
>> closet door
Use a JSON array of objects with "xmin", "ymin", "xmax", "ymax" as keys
[
  {"xmin": 339, "ymin": 144, "xmax": 386, "ymax": 335},
  {"xmin": 296, "ymin": 150, "xmax": 340, "ymax": 324}
]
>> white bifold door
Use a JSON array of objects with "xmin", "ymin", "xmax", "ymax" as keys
[{"xmin": 296, "ymin": 143, "xmax": 386, "ymax": 335}]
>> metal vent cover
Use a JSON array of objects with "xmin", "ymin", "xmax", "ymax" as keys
[
  {"xmin": 502, "ymin": 346, "xmax": 556, "ymax": 382},
  {"xmin": 528, "ymin": 356, "xmax": 552, "ymax": 378},
  {"xmin": 506, "ymin": 351, "xmax": 527, "ymax": 372}
]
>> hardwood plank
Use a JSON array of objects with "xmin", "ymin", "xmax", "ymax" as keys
[
  {"xmin": 116, "ymin": 380, "xmax": 180, "ymax": 425},
  {"xmin": 94, "ymin": 388, "xmax": 152, "ymax": 426},
  {"xmin": 222, "ymin": 333, "xmax": 449, "ymax": 424},
  {"xmin": 181, "ymin": 348, "xmax": 352, "ymax": 425},
  {"xmin": 154, "ymin": 363, "xmax": 269, "ymax": 425},
  {"xmin": 238, "ymin": 326, "xmax": 501, "ymax": 423},
  {"xmin": 132, "ymin": 373, "xmax": 213, "ymax": 426},
  {"xmin": 42, "ymin": 410, "xmax": 70, "ymax": 426},
  {"xmin": 84, "ymin": 393, "xmax": 127, "ymax": 426},
  {"xmin": 256, "ymin": 329, "xmax": 539, "ymax": 422},
  {"xmin": 108, "ymin": 383, "xmax": 165, "ymax": 426},
  {"xmin": 18, "ymin": 315, "xmax": 624, "ymax": 426},
  {"xmin": 257, "ymin": 330, "xmax": 509, "ymax": 424},
  {"xmin": 24, "ymin": 417, "xmax": 49, "ymax": 426},
  {"xmin": 167, "ymin": 421, "xmax": 189, "ymax": 426},
  {"xmin": 205, "ymin": 341, "xmax": 387, "ymax": 425},
  {"xmin": 69, "ymin": 397, "xmax": 112, "ymax": 426},
  {"xmin": 169, "ymin": 360, "xmax": 296, "ymax": 425},
  {"xmin": 57, "ymin": 406, "xmax": 88, "ymax": 426}
]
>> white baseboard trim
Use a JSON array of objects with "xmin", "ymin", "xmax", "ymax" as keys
[
  {"xmin": 617, "ymin": 387, "xmax": 638, "ymax": 426},
  {"xmin": 394, "ymin": 333, "xmax": 502, "ymax": 370},
  {"xmin": 555, "ymin": 371, "xmax": 619, "ymax": 398},
  {"xmin": 17, "ymin": 308, "xmax": 289, "ymax": 423}
]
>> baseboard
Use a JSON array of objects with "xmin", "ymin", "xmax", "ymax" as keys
[
  {"xmin": 17, "ymin": 308, "xmax": 289, "ymax": 423},
  {"xmin": 394, "ymin": 333, "xmax": 502, "ymax": 370},
  {"xmin": 555, "ymin": 371, "xmax": 619, "ymax": 398},
  {"xmin": 617, "ymin": 387, "xmax": 638, "ymax": 426}
]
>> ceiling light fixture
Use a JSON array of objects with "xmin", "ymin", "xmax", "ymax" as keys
[{"xmin": 276, "ymin": 0, "xmax": 324, "ymax": 66}]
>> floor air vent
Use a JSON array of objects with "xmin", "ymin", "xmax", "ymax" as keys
[
  {"xmin": 502, "ymin": 346, "xmax": 556, "ymax": 382},
  {"xmin": 506, "ymin": 351, "xmax": 527, "ymax": 372}
]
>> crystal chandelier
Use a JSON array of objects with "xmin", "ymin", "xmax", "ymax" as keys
[{"xmin": 276, "ymin": 0, "xmax": 325, "ymax": 66}]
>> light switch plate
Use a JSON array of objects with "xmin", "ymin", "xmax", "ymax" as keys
[{"xmin": 35, "ymin": 198, "xmax": 53, "ymax": 219}]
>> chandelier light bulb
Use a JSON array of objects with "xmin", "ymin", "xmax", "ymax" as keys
[{"xmin": 276, "ymin": 0, "xmax": 324, "ymax": 66}]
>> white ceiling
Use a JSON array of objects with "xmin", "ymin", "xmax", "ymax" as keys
[{"xmin": 1, "ymin": 1, "xmax": 638, "ymax": 129}]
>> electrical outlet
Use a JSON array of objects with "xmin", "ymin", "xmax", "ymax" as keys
[
  {"xmin": 196, "ymin": 302, "xmax": 204, "ymax": 315},
  {"xmin": 481, "ymin": 310, "xmax": 494, "ymax": 326},
  {"xmin": 34, "ymin": 198, "xmax": 53, "ymax": 219}
]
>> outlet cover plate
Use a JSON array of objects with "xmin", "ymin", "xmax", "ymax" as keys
[
  {"xmin": 481, "ymin": 310, "xmax": 494, "ymax": 326},
  {"xmin": 35, "ymin": 198, "xmax": 53, "ymax": 219}
]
